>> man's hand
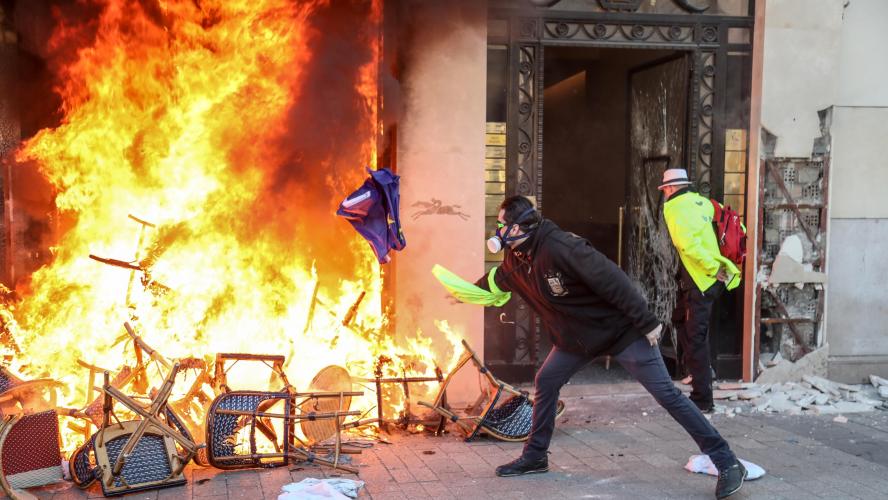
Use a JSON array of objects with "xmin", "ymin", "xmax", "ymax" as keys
[
  {"xmin": 716, "ymin": 266, "xmax": 729, "ymax": 283},
  {"xmin": 645, "ymin": 323, "xmax": 663, "ymax": 347}
]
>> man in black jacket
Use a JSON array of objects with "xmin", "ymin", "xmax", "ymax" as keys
[{"xmin": 476, "ymin": 196, "xmax": 746, "ymax": 499}]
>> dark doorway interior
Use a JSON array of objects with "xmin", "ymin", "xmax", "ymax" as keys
[
  {"xmin": 542, "ymin": 46, "xmax": 691, "ymax": 379},
  {"xmin": 542, "ymin": 47, "xmax": 685, "ymax": 263}
]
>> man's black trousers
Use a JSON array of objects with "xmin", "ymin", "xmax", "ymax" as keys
[
  {"xmin": 521, "ymin": 336, "xmax": 736, "ymax": 471},
  {"xmin": 679, "ymin": 268, "xmax": 725, "ymax": 408}
]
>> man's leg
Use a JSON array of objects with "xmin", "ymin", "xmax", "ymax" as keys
[
  {"xmin": 614, "ymin": 336, "xmax": 736, "ymax": 471},
  {"xmin": 523, "ymin": 347, "xmax": 590, "ymax": 460},
  {"xmin": 683, "ymin": 280, "xmax": 723, "ymax": 410}
]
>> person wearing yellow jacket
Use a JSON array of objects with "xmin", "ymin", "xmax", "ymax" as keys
[{"xmin": 659, "ymin": 168, "xmax": 741, "ymax": 413}]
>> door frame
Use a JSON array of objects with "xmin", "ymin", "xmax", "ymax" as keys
[{"xmin": 486, "ymin": 7, "xmax": 755, "ymax": 379}]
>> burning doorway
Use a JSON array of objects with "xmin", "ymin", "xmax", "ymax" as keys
[
  {"xmin": 0, "ymin": 0, "xmax": 474, "ymax": 455},
  {"xmin": 542, "ymin": 46, "xmax": 690, "ymax": 375}
]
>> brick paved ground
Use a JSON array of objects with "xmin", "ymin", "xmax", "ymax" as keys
[{"xmin": 17, "ymin": 380, "xmax": 888, "ymax": 500}]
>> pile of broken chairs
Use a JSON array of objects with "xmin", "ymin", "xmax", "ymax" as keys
[
  {"xmin": 0, "ymin": 328, "xmax": 564, "ymax": 498},
  {"xmin": 0, "ymin": 321, "xmax": 366, "ymax": 498}
]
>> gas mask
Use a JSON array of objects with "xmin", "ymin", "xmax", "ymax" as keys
[{"xmin": 486, "ymin": 208, "xmax": 538, "ymax": 254}]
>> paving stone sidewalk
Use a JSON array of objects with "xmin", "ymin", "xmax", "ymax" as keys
[{"xmin": 19, "ymin": 380, "xmax": 888, "ymax": 500}]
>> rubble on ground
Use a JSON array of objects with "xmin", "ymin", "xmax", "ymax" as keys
[{"xmin": 701, "ymin": 373, "xmax": 888, "ymax": 417}]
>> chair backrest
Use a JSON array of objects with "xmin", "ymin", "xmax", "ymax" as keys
[{"xmin": 0, "ymin": 410, "xmax": 63, "ymax": 493}]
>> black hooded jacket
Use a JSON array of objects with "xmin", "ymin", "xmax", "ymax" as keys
[{"xmin": 478, "ymin": 219, "xmax": 660, "ymax": 357}]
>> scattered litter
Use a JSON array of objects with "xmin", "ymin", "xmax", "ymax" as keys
[
  {"xmin": 279, "ymin": 478, "xmax": 365, "ymax": 500},
  {"xmin": 422, "ymin": 450, "xmax": 436, "ymax": 455},
  {"xmin": 197, "ymin": 479, "xmax": 212, "ymax": 485},
  {"xmin": 833, "ymin": 415, "xmax": 848, "ymax": 424},
  {"xmin": 684, "ymin": 455, "xmax": 765, "ymax": 480}
]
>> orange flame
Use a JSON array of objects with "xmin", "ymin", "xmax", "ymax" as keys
[{"xmin": 1, "ymin": 0, "xmax": 461, "ymax": 450}]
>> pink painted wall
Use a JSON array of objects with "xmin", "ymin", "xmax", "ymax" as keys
[{"xmin": 394, "ymin": 1, "xmax": 487, "ymax": 400}]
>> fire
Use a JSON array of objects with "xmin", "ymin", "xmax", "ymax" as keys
[{"xmin": 0, "ymin": 0, "xmax": 461, "ymax": 451}]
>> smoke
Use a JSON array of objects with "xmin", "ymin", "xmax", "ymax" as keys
[{"xmin": 257, "ymin": 0, "xmax": 380, "ymax": 287}]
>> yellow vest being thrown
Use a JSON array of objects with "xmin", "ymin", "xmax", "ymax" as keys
[{"xmin": 663, "ymin": 190, "xmax": 741, "ymax": 292}]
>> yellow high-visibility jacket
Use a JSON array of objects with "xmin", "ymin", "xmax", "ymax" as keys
[{"xmin": 664, "ymin": 190, "xmax": 741, "ymax": 292}]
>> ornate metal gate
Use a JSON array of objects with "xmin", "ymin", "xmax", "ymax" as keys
[{"xmin": 485, "ymin": 2, "xmax": 754, "ymax": 381}]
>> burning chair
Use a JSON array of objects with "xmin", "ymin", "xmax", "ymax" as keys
[
  {"xmin": 0, "ymin": 367, "xmax": 64, "ymax": 418},
  {"xmin": 356, "ymin": 367, "xmax": 445, "ymax": 432},
  {"xmin": 419, "ymin": 340, "xmax": 565, "ymax": 442},
  {"xmin": 206, "ymin": 358, "xmax": 364, "ymax": 473},
  {"xmin": 60, "ymin": 322, "xmax": 212, "ymax": 467},
  {"xmin": 0, "ymin": 410, "xmax": 65, "ymax": 499},
  {"xmin": 0, "ymin": 369, "xmax": 67, "ymax": 498},
  {"xmin": 69, "ymin": 364, "xmax": 200, "ymax": 496}
]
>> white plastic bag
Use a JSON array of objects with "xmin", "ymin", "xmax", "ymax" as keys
[
  {"xmin": 684, "ymin": 455, "xmax": 765, "ymax": 480},
  {"xmin": 278, "ymin": 478, "xmax": 365, "ymax": 499}
]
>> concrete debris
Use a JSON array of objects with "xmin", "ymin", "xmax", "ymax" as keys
[
  {"xmin": 713, "ymin": 390, "xmax": 739, "ymax": 400},
  {"xmin": 717, "ymin": 383, "xmax": 749, "ymax": 391},
  {"xmin": 691, "ymin": 372, "xmax": 887, "ymax": 417},
  {"xmin": 738, "ymin": 390, "xmax": 763, "ymax": 400},
  {"xmin": 803, "ymin": 375, "xmax": 841, "ymax": 397},
  {"xmin": 833, "ymin": 415, "xmax": 848, "ymax": 424},
  {"xmin": 834, "ymin": 382, "xmax": 860, "ymax": 393},
  {"xmin": 796, "ymin": 394, "xmax": 817, "ymax": 409},
  {"xmin": 756, "ymin": 344, "xmax": 829, "ymax": 384},
  {"xmin": 870, "ymin": 374, "xmax": 888, "ymax": 388}
]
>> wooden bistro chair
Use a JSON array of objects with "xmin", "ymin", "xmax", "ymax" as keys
[
  {"xmin": 208, "ymin": 356, "xmax": 369, "ymax": 473},
  {"xmin": 419, "ymin": 339, "xmax": 565, "ymax": 442},
  {"xmin": 68, "ymin": 363, "xmax": 200, "ymax": 497},
  {"xmin": 0, "ymin": 367, "xmax": 64, "ymax": 418}
]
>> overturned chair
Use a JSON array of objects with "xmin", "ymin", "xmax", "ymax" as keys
[
  {"xmin": 0, "ymin": 410, "xmax": 65, "ymax": 499},
  {"xmin": 206, "ymin": 359, "xmax": 365, "ymax": 473},
  {"xmin": 69, "ymin": 363, "xmax": 200, "ymax": 496},
  {"xmin": 419, "ymin": 339, "xmax": 565, "ymax": 442}
]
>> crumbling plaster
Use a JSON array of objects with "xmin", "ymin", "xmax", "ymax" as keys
[{"xmin": 761, "ymin": 0, "xmax": 888, "ymax": 382}]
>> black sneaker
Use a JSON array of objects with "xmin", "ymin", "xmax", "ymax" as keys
[
  {"xmin": 715, "ymin": 460, "xmax": 747, "ymax": 499},
  {"xmin": 495, "ymin": 455, "xmax": 549, "ymax": 477}
]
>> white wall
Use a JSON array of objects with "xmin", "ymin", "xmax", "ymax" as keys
[
  {"xmin": 761, "ymin": 0, "xmax": 844, "ymax": 157},
  {"xmin": 825, "ymin": 0, "xmax": 888, "ymax": 381},
  {"xmin": 761, "ymin": 0, "xmax": 888, "ymax": 382},
  {"xmin": 394, "ymin": 1, "xmax": 487, "ymax": 395},
  {"xmin": 835, "ymin": 0, "xmax": 888, "ymax": 107},
  {"xmin": 829, "ymin": 107, "xmax": 888, "ymax": 219}
]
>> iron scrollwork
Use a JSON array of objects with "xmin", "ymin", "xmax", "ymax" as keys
[
  {"xmin": 693, "ymin": 51, "xmax": 716, "ymax": 195},
  {"xmin": 597, "ymin": 0, "xmax": 712, "ymax": 12},
  {"xmin": 543, "ymin": 21, "xmax": 713, "ymax": 45},
  {"xmin": 516, "ymin": 45, "xmax": 536, "ymax": 197},
  {"xmin": 598, "ymin": 0, "xmax": 643, "ymax": 10}
]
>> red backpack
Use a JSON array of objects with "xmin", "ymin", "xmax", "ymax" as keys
[{"xmin": 710, "ymin": 199, "xmax": 746, "ymax": 268}]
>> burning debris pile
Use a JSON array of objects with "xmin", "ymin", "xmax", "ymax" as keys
[{"xmin": 0, "ymin": 0, "xmax": 472, "ymax": 496}]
